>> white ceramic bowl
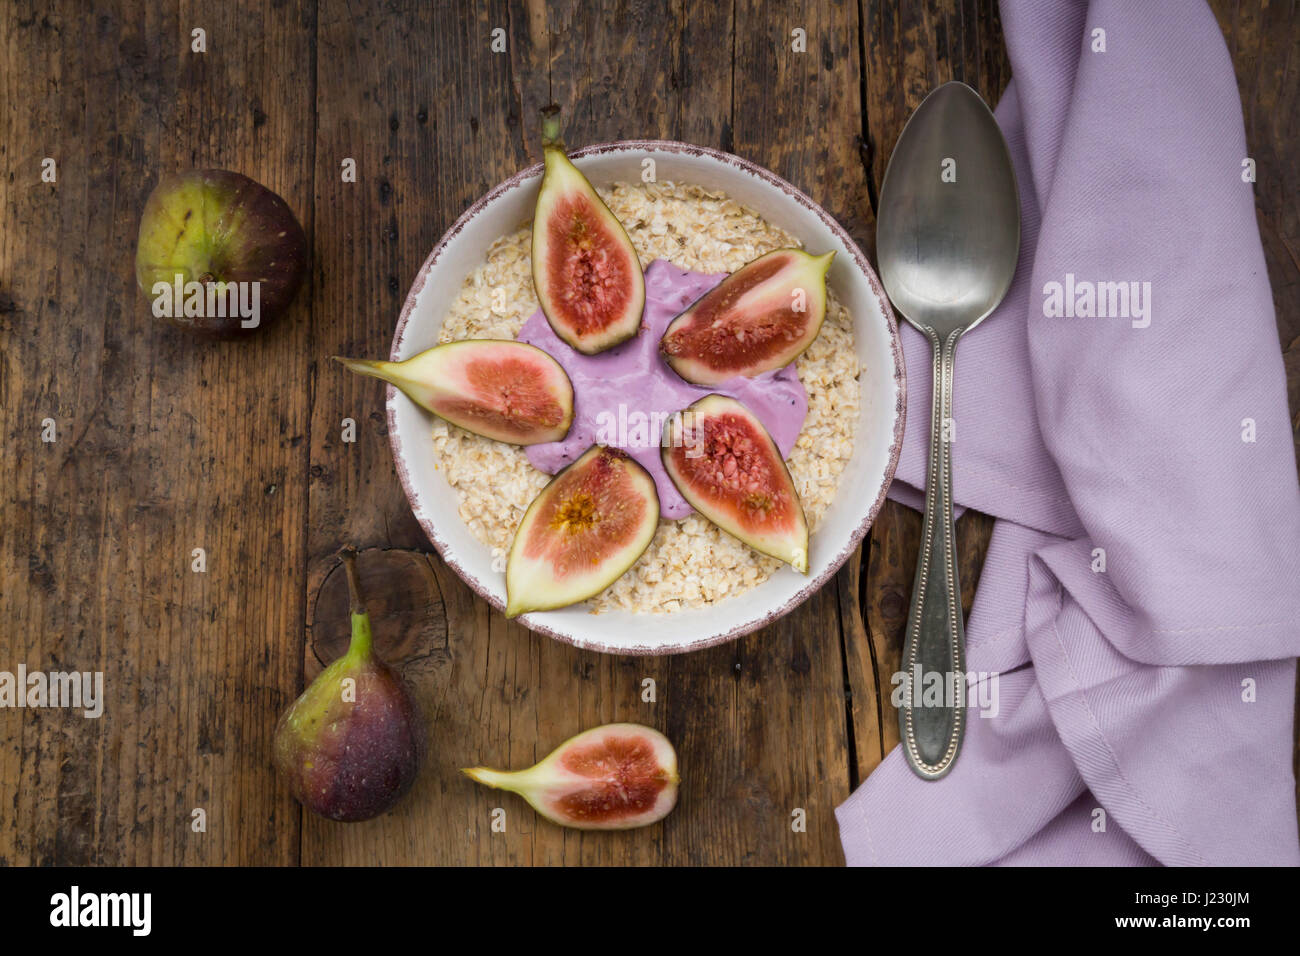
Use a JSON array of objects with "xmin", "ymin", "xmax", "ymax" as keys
[{"xmin": 388, "ymin": 142, "xmax": 905, "ymax": 655}]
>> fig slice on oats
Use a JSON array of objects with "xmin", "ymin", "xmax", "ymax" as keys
[
  {"xmin": 532, "ymin": 108, "xmax": 646, "ymax": 355},
  {"xmin": 505, "ymin": 445, "xmax": 659, "ymax": 617},
  {"xmin": 662, "ymin": 394, "xmax": 809, "ymax": 572},
  {"xmin": 335, "ymin": 339, "xmax": 574, "ymax": 445},
  {"xmin": 660, "ymin": 247, "xmax": 833, "ymax": 385}
]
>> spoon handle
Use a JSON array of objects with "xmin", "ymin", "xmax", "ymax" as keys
[{"xmin": 899, "ymin": 328, "xmax": 967, "ymax": 779}]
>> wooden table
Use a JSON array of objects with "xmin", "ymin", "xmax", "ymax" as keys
[{"xmin": 1, "ymin": 0, "xmax": 1295, "ymax": 866}]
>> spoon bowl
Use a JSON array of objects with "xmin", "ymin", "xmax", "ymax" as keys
[{"xmin": 878, "ymin": 82, "xmax": 1020, "ymax": 336}]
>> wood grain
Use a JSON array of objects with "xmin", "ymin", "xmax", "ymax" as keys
[
  {"xmin": 860, "ymin": 0, "xmax": 1012, "ymax": 202},
  {"xmin": 1210, "ymin": 0, "xmax": 1300, "ymax": 460},
  {"xmin": 0, "ymin": 0, "xmax": 315, "ymax": 864},
  {"xmin": 0, "ymin": 0, "xmax": 1294, "ymax": 867}
]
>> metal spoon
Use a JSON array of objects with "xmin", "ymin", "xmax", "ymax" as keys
[{"xmin": 875, "ymin": 81, "xmax": 1020, "ymax": 780}]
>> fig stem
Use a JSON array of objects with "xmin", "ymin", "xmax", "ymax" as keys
[
  {"xmin": 337, "ymin": 547, "xmax": 373, "ymax": 661},
  {"xmin": 461, "ymin": 766, "xmax": 528, "ymax": 793},
  {"xmin": 540, "ymin": 104, "xmax": 564, "ymax": 151},
  {"xmin": 332, "ymin": 356, "xmax": 393, "ymax": 386}
]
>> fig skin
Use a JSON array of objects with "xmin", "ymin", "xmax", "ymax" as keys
[
  {"xmin": 273, "ymin": 550, "xmax": 425, "ymax": 822},
  {"xmin": 463, "ymin": 723, "xmax": 679, "ymax": 830},
  {"xmin": 136, "ymin": 169, "xmax": 308, "ymax": 338}
]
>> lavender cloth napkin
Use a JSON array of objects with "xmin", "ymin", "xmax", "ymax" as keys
[{"xmin": 835, "ymin": 0, "xmax": 1300, "ymax": 866}]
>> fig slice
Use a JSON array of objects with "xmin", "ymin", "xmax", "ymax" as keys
[
  {"xmin": 662, "ymin": 394, "xmax": 809, "ymax": 572},
  {"xmin": 334, "ymin": 339, "xmax": 574, "ymax": 445},
  {"xmin": 463, "ymin": 723, "xmax": 679, "ymax": 830},
  {"xmin": 660, "ymin": 247, "xmax": 835, "ymax": 385},
  {"xmin": 531, "ymin": 108, "xmax": 645, "ymax": 355},
  {"xmin": 505, "ymin": 445, "xmax": 659, "ymax": 618}
]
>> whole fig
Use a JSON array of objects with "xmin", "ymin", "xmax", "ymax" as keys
[
  {"xmin": 273, "ymin": 549, "xmax": 424, "ymax": 822},
  {"xmin": 136, "ymin": 169, "xmax": 308, "ymax": 337}
]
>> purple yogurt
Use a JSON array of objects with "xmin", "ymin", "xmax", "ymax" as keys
[{"xmin": 517, "ymin": 259, "xmax": 808, "ymax": 519}]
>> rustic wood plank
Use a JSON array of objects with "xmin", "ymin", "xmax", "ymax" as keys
[
  {"xmin": 0, "ymin": 0, "xmax": 315, "ymax": 864},
  {"xmin": 537, "ymin": 0, "xmax": 735, "ymax": 148},
  {"xmin": 851, "ymin": 502, "xmax": 994, "ymax": 780},
  {"xmin": 1208, "ymin": 0, "xmax": 1300, "ymax": 459},
  {"xmin": 857, "ymin": 500, "xmax": 919, "ymax": 779},
  {"xmin": 717, "ymin": 0, "xmax": 876, "ymax": 856},
  {"xmin": 860, "ymin": 0, "xmax": 1012, "ymax": 202},
  {"xmin": 733, "ymin": 0, "xmax": 876, "ymax": 248},
  {"xmin": 303, "ymin": 0, "xmax": 525, "ymax": 864}
]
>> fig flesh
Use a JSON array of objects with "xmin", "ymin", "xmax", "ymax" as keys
[
  {"xmin": 335, "ymin": 339, "xmax": 574, "ymax": 445},
  {"xmin": 463, "ymin": 723, "xmax": 678, "ymax": 830},
  {"xmin": 136, "ymin": 169, "xmax": 308, "ymax": 337},
  {"xmin": 531, "ymin": 110, "xmax": 645, "ymax": 355},
  {"xmin": 662, "ymin": 394, "xmax": 809, "ymax": 572},
  {"xmin": 660, "ymin": 248, "xmax": 834, "ymax": 385},
  {"xmin": 273, "ymin": 549, "xmax": 425, "ymax": 822},
  {"xmin": 506, "ymin": 445, "xmax": 659, "ymax": 618}
]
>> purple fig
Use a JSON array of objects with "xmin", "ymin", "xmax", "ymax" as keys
[
  {"xmin": 273, "ymin": 549, "xmax": 424, "ymax": 822},
  {"xmin": 463, "ymin": 723, "xmax": 679, "ymax": 830},
  {"xmin": 136, "ymin": 169, "xmax": 308, "ymax": 337}
]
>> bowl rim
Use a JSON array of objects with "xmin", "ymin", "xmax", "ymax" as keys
[{"xmin": 386, "ymin": 139, "xmax": 906, "ymax": 655}]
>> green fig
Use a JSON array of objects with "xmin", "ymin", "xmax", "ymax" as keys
[
  {"xmin": 136, "ymin": 169, "xmax": 308, "ymax": 337},
  {"xmin": 273, "ymin": 548, "xmax": 425, "ymax": 822}
]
